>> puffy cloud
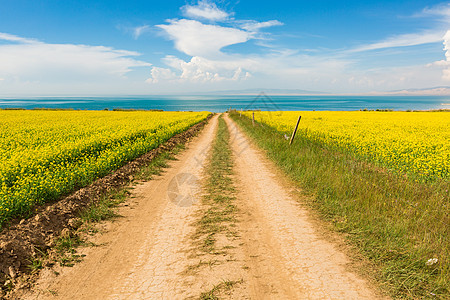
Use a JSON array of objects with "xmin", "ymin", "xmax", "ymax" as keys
[
  {"xmin": 443, "ymin": 30, "xmax": 450, "ymax": 60},
  {"xmin": 426, "ymin": 30, "xmax": 450, "ymax": 81},
  {"xmin": 147, "ymin": 55, "xmax": 251, "ymax": 83},
  {"xmin": 181, "ymin": 1, "xmax": 229, "ymax": 21},
  {"xmin": 146, "ymin": 67, "xmax": 177, "ymax": 83},
  {"xmin": 152, "ymin": 2, "xmax": 285, "ymax": 83},
  {"xmin": 434, "ymin": 30, "xmax": 450, "ymax": 81},
  {"xmin": 232, "ymin": 67, "xmax": 251, "ymax": 81},
  {"xmin": 157, "ymin": 19, "xmax": 250, "ymax": 58}
]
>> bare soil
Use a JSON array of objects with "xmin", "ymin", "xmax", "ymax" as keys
[{"xmin": 9, "ymin": 114, "xmax": 386, "ymax": 299}]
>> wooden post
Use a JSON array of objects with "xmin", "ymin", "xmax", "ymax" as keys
[
  {"xmin": 240, "ymin": 108, "xmax": 242, "ymax": 117},
  {"xmin": 252, "ymin": 112, "xmax": 255, "ymax": 126},
  {"xmin": 289, "ymin": 115, "xmax": 302, "ymax": 145}
]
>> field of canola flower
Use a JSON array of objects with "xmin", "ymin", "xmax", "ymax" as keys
[
  {"xmin": 244, "ymin": 111, "xmax": 450, "ymax": 180},
  {"xmin": 0, "ymin": 110, "xmax": 210, "ymax": 226}
]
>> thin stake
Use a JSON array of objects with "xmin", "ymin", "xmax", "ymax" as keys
[
  {"xmin": 252, "ymin": 112, "xmax": 255, "ymax": 126},
  {"xmin": 289, "ymin": 115, "xmax": 302, "ymax": 145}
]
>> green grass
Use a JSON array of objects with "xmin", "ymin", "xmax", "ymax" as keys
[
  {"xmin": 54, "ymin": 234, "xmax": 85, "ymax": 267},
  {"xmin": 230, "ymin": 112, "xmax": 449, "ymax": 299},
  {"xmin": 183, "ymin": 115, "xmax": 242, "ymax": 299},
  {"xmin": 199, "ymin": 279, "xmax": 243, "ymax": 300},
  {"xmin": 192, "ymin": 116, "xmax": 238, "ymax": 255}
]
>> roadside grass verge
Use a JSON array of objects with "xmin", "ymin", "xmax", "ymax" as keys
[{"xmin": 229, "ymin": 112, "xmax": 449, "ymax": 299}]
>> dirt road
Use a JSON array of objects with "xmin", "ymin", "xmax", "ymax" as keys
[{"xmin": 20, "ymin": 114, "xmax": 384, "ymax": 299}]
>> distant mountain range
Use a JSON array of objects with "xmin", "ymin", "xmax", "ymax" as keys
[
  {"xmin": 380, "ymin": 86, "xmax": 450, "ymax": 96},
  {"xmin": 201, "ymin": 87, "xmax": 450, "ymax": 96},
  {"xmin": 202, "ymin": 88, "xmax": 327, "ymax": 95}
]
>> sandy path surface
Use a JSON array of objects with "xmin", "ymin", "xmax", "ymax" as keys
[
  {"xmin": 22, "ymin": 115, "xmax": 219, "ymax": 300},
  {"xmin": 19, "ymin": 113, "xmax": 385, "ymax": 299},
  {"xmin": 224, "ymin": 114, "xmax": 383, "ymax": 299}
]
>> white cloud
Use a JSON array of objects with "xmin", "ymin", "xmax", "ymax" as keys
[
  {"xmin": 238, "ymin": 20, "xmax": 283, "ymax": 32},
  {"xmin": 151, "ymin": 2, "xmax": 286, "ymax": 83},
  {"xmin": 146, "ymin": 67, "xmax": 177, "ymax": 83},
  {"xmin": 232, "ymin": 67, "xmax": 251, "ymax": 80},
  {"xmin": 350, "ymin": 3, "xmax": 450, "ymax": 53},
  {"xmin": 443, "ymin": 30, "xmax": 450, "ymax": 61},
  {"xmin": 133, "ymin": 25, "xmax": 150, "ymax": 39},
  {"xmin": 153, "ymin": 13, "xmax": 285, "ymax": 83},
  {"xmin": 148, "ymin": 0, "xmax": 450, "ymax": 93},
  {"xmin": 157, "ymin": 19, "xmax": 250, "ymax": 57},
  {"xmin": 0, "ymin": 32, "xmax": 38, "ymax": 44},
  {"xmin": 148, "ymin": 55, "xmax": 251, "ymax": 83},
  {"xmin": 0, "ymin": 32, "xmax": 151, "ymax": 94},
  {"xmin": 421, "ymin": 3, "xmax": 450, "ymax": 22},
  {"xmin": 181, "ymin": 1, "xmax": 229, "ymax": 21},
  {"xmin": 152, "ymin": 9, "xmax": 350, "ymax": 85},
  {"xmin": 146, "ymin": 47, "xmax": 354, "ymax": 85},
  {"xmin": 350, "ymin": 31, "xmax": 444, "ymax": 52},
  {"xmin": 430, "ymin": 30, "xmax": 450, "ymax": 81}
]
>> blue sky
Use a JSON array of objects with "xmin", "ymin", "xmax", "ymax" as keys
[{"xmin": 0, "ymin": 0, "xmax": 449, "ymax": 95}]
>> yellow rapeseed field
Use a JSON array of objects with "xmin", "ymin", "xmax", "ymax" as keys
[
  {"xmin": 0, "ymin": 110, "xmax": 209, "ymax": 225},
  {"xmin": 244, "ymin": 111, "xmax": 450, "ymax": 180}
]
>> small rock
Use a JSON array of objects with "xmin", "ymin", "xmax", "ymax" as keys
[
  {"xmin": 4, "ymin": 280, "xmax": 11, "ymax": 287},
  {"xmin": 8, "ymin": 266, "xmax": 16, "ymax": 278},
  {"xmin": 45, "ymin": 239, "xmax": 55, "ymax": 248},
  {"xmin": 426, "ymin": 258, "xmax": 438, "ymax": 266},
  {"xmin": 67, "ymin": 218, "xmax": 79, "ymax": 228},
  {"xmin": 19, "ymin": 219, "xmax": 25, "ymax": 225},
  {"xmin": 60, "ymin": 228, "xmax": 70, "ymax": 238},
  {"xmin": 34, "ymin": 214, "xmax": 41, "ymax": 222}
]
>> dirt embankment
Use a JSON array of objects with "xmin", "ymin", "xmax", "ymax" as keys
[{"xmin": 0, "ymin": 114, "xmax": 212, "ymax": 294}]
